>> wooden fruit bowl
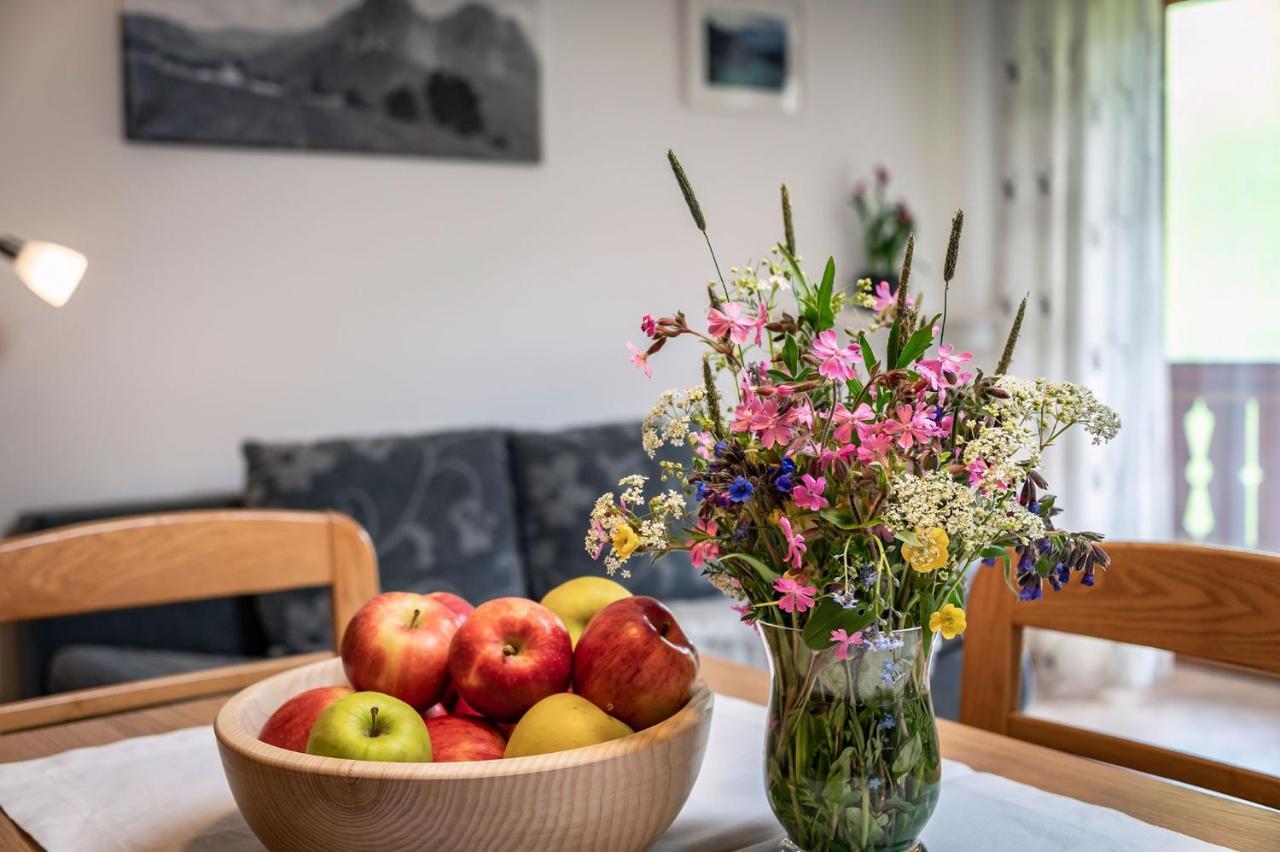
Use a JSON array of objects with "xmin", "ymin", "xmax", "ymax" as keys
[{"xmin": 215, "ymin": 656, "xmax": 714, "ymax": 852}]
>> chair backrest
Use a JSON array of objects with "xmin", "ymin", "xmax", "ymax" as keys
[
  {"xmin": 960, "ymin": 541, "xmax": 1280, "ymax": 808},
  {"xmin": 0, "ymin": 510, "xmax": 378, "ymax": 733}
]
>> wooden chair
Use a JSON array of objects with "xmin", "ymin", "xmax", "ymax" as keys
[
  {"xmin": 960, "ymin": 541, "xmax": 1280, "ymax": 809},
  {"xmin": 0, "ymin": 510, "xmax": 378, "ymax": 734}
]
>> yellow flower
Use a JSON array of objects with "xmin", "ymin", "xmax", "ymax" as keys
[
  {"xmin": 929, "ymin": 604, "xmax": 967, "ymax": 639},
  {"xmin": 902, "ymin": 527, "xmax": 950, "ymax": 573},
  {"xmin": 611, "ymin": 524, "xmax": 640, "ymax": 558}
]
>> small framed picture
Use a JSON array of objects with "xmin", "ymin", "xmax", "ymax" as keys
[{"xmin": 683, "ymin": 0, "xmax": 802, "ymax": 114}]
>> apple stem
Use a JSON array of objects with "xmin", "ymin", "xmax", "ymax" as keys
[
  {"xmin": 368, "ymin": 706, "xmax": 380, "ymax": 737},
  {"xmin": 502, "ymin": 643, "xmax": 518, "ymax": 657},
  {"xmin": 409, "ymin": 609, "xmax": 421, "ymax": 630}
]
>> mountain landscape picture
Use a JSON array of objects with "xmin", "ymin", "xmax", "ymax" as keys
[{"xmin": 122, "ymin": 0, "xmax": 541, "ymax": 162}]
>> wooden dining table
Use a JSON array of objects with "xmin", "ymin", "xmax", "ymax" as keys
[{"xmin": 1, "ymin": 654, "xmax": 1277, "ymax": 852}]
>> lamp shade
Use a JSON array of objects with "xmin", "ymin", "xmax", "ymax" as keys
[{"xmin": 12, "ymin": 240, "xmax": 87, "ymax": 307}]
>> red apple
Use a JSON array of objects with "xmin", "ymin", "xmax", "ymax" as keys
[
  {"xmin": 258, "ymin": 686, "xmax": 353, "ymax": 752},
  {"xmin": 422, "ymin": 702, "xmax": 449, "ymax": 719},
  {"xmin": 427, "ymin": 591, "xmax": 474, "ymax": 627},
  {"xmin": 341, "ymin": 591, "xmax": 459, "ymax": 710},
  {"xmin": 573, "ymin": 596, "xmax": 698, "ymax": 730},
  {"xmin": 448, "ymin": 597, "xmax": 572, "ymax": 722},
  {"xmin": 422, "ymin": 714, "xmax": 506, "ymax": 762}
]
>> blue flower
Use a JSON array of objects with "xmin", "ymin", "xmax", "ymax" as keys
[
  {"xmin": 779, "ymin": 457, "xmax": 798, "ymax": 475},
  {"xmin": 774, "ymin": 473, "xmax": 795, "ymax": 494},
  {"xmin": 981, "ymin": 556, "xmax": 999, "ymax": 567},
  {"xmin": 1048, "ymin": 561, "xmax": 1069, "ymax": 591},
  {"xmin": 832, "ymin": 590, "xmax": 858, "ymax": 609},
  {"xmin": 878, "ymin": 715, "xmax": 897, "ymax": 730},
  {"xmin": 859, "ymin": 563, "xmax": 878, "ymax": 586},
  {"xmin": 1018, "ymin": 573, "xmax": 1043, "ymax": 601},
  {"xmin": 714, "ymin": 440, "xmax": 729, "ymax": 457},
  {"xmin": 728, "ymin": 477, "xmax": 754, "ymax": 503},
  {"xmin": 695, "ymin": 481, "xmax": 709, "ymax": 502},
  {"xmin": 1028, "ymin": 500, "xmax": 1041, "ymax": 515},
  {"xmin": 867, "ymin": 778, "xmax": 883, "ymax": 791},
  {"xmin": 1081, "ymin": 566, "xmax": 1096, "ymax": 587},
  {"xmin": 880, "ymin": 660, "xmax": 902, "ymax": 684}
]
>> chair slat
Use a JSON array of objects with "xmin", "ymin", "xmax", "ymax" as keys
[
  {"xmin": 960, "ymin": 541, "xmax": 1280, "ymax": 807},
  {"xmin": 0, "ymin": 510, "xmax": 378, "ymax": 730}
]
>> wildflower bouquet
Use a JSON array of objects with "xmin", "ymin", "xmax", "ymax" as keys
[{"xmin": 585, "ymin": 151, "xmax": 1120, "ymax": 852}]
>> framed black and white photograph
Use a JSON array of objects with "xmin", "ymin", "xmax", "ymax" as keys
[
  {"xmin": 682, "ymin": 0, "xmax": 801, "ymax": 114},
  {"xmin": 121, "ymin": 0, "xmax": 541, "ymax": 162}
]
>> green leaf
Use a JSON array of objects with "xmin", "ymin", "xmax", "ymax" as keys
[
  {"xmin": 802, "ymin": 597, "xmax": 877, "ymax": 650},
  {"xmin": 886, "ymin": 312, "xmax": 903, "ymax": 368},
  {"xmin": 980, "ymin": 545, "xmax": 1008, "ymax": 560},
  {"xmin": 718, "ymin": 552, "xmax": 778, "ymax": 582},
  {"xmin": 823, "ymin": 747, "xmax": 855, "ymax": 803},
  {"xmin": 781, "ymin": 334, "xmax": 801, "ymax": 375},
  {"xmin": 858, "ymin": 332, "xmax": 878, "ymax": 375},
  {"xmin": 815, "ymin": 257, "xmax": 837, "ymax": 331},
  {"xmin": 819, "ymin": 507, "xmax": 861, "ymax": 529},
  {"xmin": 895, "ymin": 529, "xmax": 922, "ymax": 547},
  {"xmin": 892, "ymin": 734, "xmax": 923, "ymax": 776},
  {"xmin": 777, "ymin": 243, "xmax": 812, "ymax": 302},
  {"xmin": 895, "ymin": 322, "xmax": 937, "ymax": 369}
]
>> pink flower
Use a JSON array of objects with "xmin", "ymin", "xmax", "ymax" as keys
[
  {"xmin": 753, "ymin": 302, "xmax": 769, "ymax": 346},
  {"xmin": 692, "ymin": 431, "xmax": 715, "ymax": 460},
  {"xmin": 626, "ymin": 342, "xmax": 652, "ymax": 378},
  {"xmin": 871, "ymin": 281, "xmax": 915, "ymax": 313},
  {"xmin": 773, "ymin": 576, "xmax": 817, "ymax": 614},
  {"xmin": 792, "ymin": 474, "xmax": 829, "ymax": 511},
  {"xmin": 640, "ymin": 314, "xmax": 657, "ymax": 338},
  {"xmin": 707, "ymin": 303, "xmax": 755, "ymax": 344},
  {"xmin": 831, "ymin": 402, "xmax": 874, "ymax": 443},
  {"xmin": 830, "ymin": 628, "xmax": 865, "ymax": 661},
  {"xmin": 731, "ymin": 601, "xmax": 757, "ymax": 624},
  {"xmin": 690, "ymin": 518, "xmax": 720, "ymax": 568},
  {"xmin": 916, "ymin": 344, "xmax": 974, "ymax": 389},
  {"xmin": 817, "ymin": 444, "xmax": 859, "ymax": 472},
  {"xmin": 777, "ymin": 516, "xmax": 807, "ymax": 571},
  {"xmin": 967, "ymin": 458, "xmax": 988, "ymax": 487},
  {"xmin": 810, "ymin": 330, "xmax": 860, "ymax": 382},
  {"xmin": 882, "ymin": 403, "xmax": 941, "ymax": 450},
  {"xmin": 856, "ymin": 428, "xmax": 895, "ymax": 465},
  {"xmin": 730, "ymin": 394, "xmax": 796, "ymax": 449}
]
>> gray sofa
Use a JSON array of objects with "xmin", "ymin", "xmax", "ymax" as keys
[{"xmin": 9, "ymin": 422, "xmax": 968, "ymax": 717}]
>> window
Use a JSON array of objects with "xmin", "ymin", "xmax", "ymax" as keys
[{"xmin": 1165, "ymin": 0, "xmax": 1280, "ymax": 550}]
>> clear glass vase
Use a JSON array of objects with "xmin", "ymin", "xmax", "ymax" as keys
[{"xmin": 758, "ymin": 622, "xmax": 940, "ymax": 852}]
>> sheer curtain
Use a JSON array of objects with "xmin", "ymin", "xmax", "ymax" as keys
[{"xmin": 989, "ymin": 0, "xmax": 1170, "ymax": 691}]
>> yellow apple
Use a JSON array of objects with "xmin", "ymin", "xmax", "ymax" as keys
[
  {"xmin": 503, "ymin": 693, "xmax": 633, "ymax": 758},
  {"xmin": 539, "ymin": 576, "xmax": 632, "ymax": 646}
]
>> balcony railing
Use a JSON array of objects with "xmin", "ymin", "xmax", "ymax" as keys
[{"xmin": 1171, "ymin": 363, "xmax": 1279, "ymax": 552}]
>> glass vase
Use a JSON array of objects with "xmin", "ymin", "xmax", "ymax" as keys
[{"xmin": 757, "ymin": 622, "xmax": 940, "ymax": 852}]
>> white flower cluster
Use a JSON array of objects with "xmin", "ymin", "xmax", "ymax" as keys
[
  {"xmin": 885, "ymin": 470, "xmax": 1045, "ymax": 556},
  {"xmin": 961, "ymin": 422, "xmax": 1038, "ymax": 491},
  {"xmin": 994, "ymin": 377, "xmax": 1121, "ymax": 446},
  {"xmin": 583, "ymin": 478, "xmax": 686, "ymax": 579},
  {"xmin": 641, "ymin": 385, "xmax": 707, "ymax": 459}
]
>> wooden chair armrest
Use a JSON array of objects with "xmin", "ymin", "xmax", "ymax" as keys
[{"xmin": 0, "ymin": 652, "xmax": 334, "ymax": 735}]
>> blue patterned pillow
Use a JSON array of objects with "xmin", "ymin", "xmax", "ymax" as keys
[
  {"xmin": 508, "ymin": 423, "xmax": 716, "ymax": 601},
  {"xmin": 243, "ymin": 430, "xmax": 527, "ymax": 653}
]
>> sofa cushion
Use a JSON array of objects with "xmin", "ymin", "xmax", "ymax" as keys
[
  {"xmin": 508, "ymin": 423, "xmax": 716, "ymax": 601},
  {"xmin": 244, "ymin": 430, "xmax": 527, "ymax": 653},
  {"xmin": 48, "ymin": 645, "xmax": 251, "ymax": 693}
]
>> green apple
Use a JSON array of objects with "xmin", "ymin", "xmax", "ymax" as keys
[
  {"xmin": 305, "ymin": 691, "xmax": 432, "ymax": 762},
  {"xmin": 539, "ymin": 576, "xmax": 632, "ymax": 646},
  {"xmin": 504, "ymin": 693, "xmax": 633, "ymax": 758}
]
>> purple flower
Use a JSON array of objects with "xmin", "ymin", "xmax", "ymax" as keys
[
  {"xmin": 774, "ymin": 473, "xmax": 795, "ymax": 494},
  {"xmin": 695, "ymin": 481, "xmax": 709, "ymax": 502},
  {"xmin": 1017, "ymin": 571, "xmax": 1043, "ymax": 601},
  {"xmin": 728, "ymin": 477, "xmax": 754, "ymax": 503},
  {"xmin": 1048, "ymin": 561, "xmax": 1069, "ymax": 591},
  {"xmin": 859, "ymin": 563, "xmax": 878, "ymax": 586},
  {"xmin": 779, "ymin": 456, "xmax": 798, "ymax": 475}
]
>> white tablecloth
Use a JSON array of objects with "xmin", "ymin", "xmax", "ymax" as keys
[{"xmin": 0, "ymin": 694, "xmax": 1225, "ymax": 851}]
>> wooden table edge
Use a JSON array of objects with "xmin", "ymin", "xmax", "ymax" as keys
[{"xmin": 0, "ymin": 654, "xmax": 1275, "ymax": 852}]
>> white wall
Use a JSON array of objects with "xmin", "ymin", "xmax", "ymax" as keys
[{"xmin": 0, "ymin": 0, "xmax": 985, "ymax": 526}]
